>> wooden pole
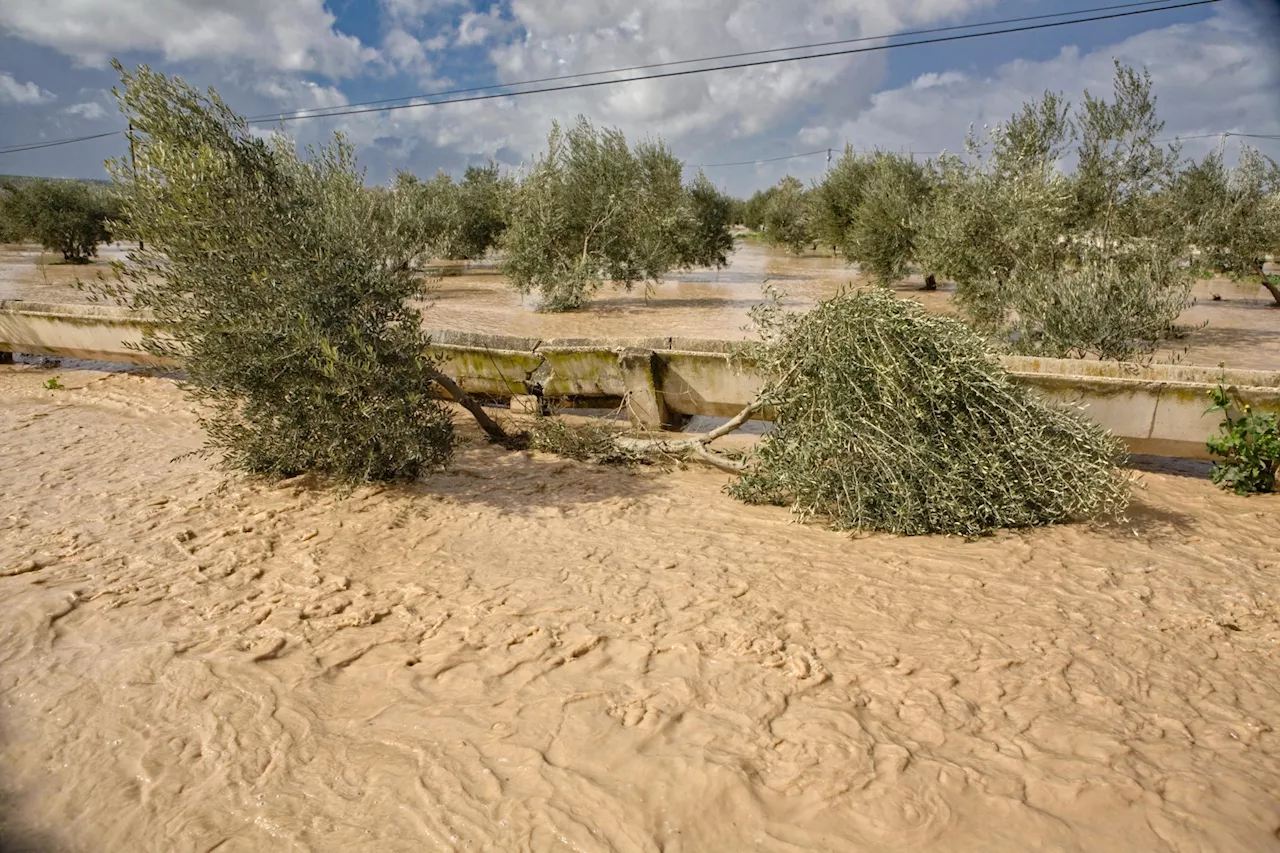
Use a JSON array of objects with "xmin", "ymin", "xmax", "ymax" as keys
[{"xmin": 128, "ymin": 122, "xmax": 142, "ymax": 251}]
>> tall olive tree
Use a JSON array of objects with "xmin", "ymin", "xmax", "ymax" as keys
[
  {"xmin": 500, "ymin": 117, "xmax": 708, "ymax": 311},
  {"xmin": 681, "ymin": 171, "xmax": 735, "ymax": 269},
  {"xmin": 919, "ymin": 66, "xmax": 1195, "ymax": 360},
  {"xmin": 97, "ymin": 62, "xmax": 473, "ymax": 482},
  {"xmin": 762, "ymin": 176, "xmax": 812, "ymax": 254},
  {"xmin": 809, "ymin": 145, "xmax": 868, "ymax": 253},
  {"xmin": 841, "ymin": 152, "xmax": 936, "ymax": 287}
]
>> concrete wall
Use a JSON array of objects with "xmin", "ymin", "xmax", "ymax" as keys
[{"xmin": 4, "ymin": 300, "xmax": 1279, "ymax": 460}]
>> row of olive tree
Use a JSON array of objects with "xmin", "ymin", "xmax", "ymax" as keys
[
  {"xmin": 389, "ymin": 118, "xmax": 736, "ymax": 312},
  {"xmin": 747, "ymin": 62, "xmax": 1279, "ymax": 360},
  {"xmin": 391, "ymin": 162, "xmax": 510, "ymax": 261},
  {"xmin": 0, "ymin": 178, "xmax": 121, "ymax": 262}
]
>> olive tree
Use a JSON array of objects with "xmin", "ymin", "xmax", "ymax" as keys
[
  {"xmin": 841, "ymin": 152, "xmax": 936, "ymax": 287},
  {"xmin": 729, "ymin": 288, "xmax": 1129, "ymax": 536},
  {"xmin": 919, "ymin": 65, "xmax": 1194, "ymax": 360},
  {"xmin": 0, "ymin": 179, "xmax": 118, "ymax": 262},
  {"xmin": 1176, "ymin": 146, "xmax": 1280, "ymax": 304},
  {"xmin": 742, "ymin": 186, "xmax": 776, "ymax": 231},
  {"xmin": 809, "ymin": 145, "xmax": 868, "ymax": 253},
  {"xmin": 95, "ymin": 62, "xmax": 500, "ymax": 482},
  {"xmin": 762, "ymin": 176, "xmax": 812, "ymax": 254},
  {"xmin": 680, "ymin": 171, "xmax": 735, "ymax": 268},
  {"xmin": 499, "ymin": 117, "xmax": 717, "ymax": 311}
]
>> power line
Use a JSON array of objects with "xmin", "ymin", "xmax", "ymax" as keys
[
  {"xmin": 692, "ymin": 149, "xmax": 830, "ymax": 168},
  {"xmin": 0, "ymin": 130, "xmax": 121, "ymax": 155},
  {"xmin": 241, "ymin": 1, "xmax": 1222, "ymax": 126},
  {"xmin": 243, "ymin": 0, "xmax": 1186, "ymax": 125},
  {"xmin": 0, "ymin": 0, "xmax": 1220, "ymax": 155}
]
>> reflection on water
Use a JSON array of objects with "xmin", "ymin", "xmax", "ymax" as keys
[{"xmin": 3, "ymin": 241, "xmax": 1277, "ymax": 370}]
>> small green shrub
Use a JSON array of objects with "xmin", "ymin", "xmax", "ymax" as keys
[
  {"xmin": 43, "ymin": 375, "xmax": 64, "ymax": 390},
  {"xmin": 1205, "ymin": 383, "xmax": 1279, "ymax": 494}
]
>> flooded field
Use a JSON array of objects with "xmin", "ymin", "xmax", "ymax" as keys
[
  {"xmin": 2, "ymin": 364, "xmax": 1278, "ymax": 852},
  {"xmin": 3, "ymin": 241, "xmax": 1277, "ymax": 370}
]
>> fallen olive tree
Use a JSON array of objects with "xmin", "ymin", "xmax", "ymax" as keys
[{"xmin": 532, "ymin": 288, "xmax": 1131, "ymax": 536}]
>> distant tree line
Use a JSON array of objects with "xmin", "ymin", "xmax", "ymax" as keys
[
  {"xmin": 382, "ymin": 118, "xmax": 736, "ymax": 312},
  {"xmin": 732, "ymin": 61, "xmax": 1280, "ymax": 359}
]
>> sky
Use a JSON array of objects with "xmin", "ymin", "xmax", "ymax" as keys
[{"xmin": 0, "ymin": 0, "xmax": 1278, "ymax": 196}]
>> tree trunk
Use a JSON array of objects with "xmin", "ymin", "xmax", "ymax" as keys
[
  {"xmin": 1255, "ymin": 262, "xmax": 1280, "ymax": 306},
  {"xmin": 426, "ymin": 366, "xmax": 512, "ymax": 442}
]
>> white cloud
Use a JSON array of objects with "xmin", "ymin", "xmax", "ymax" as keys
[
  {"xmin": 822, "ymin": 9, "xmax": 1280, "ymax": 166},
  {"xmin": 379, "ymin": 0, "xmax": 466, "ymax": 23},
  {"xmin": 64, "ymin": 101, "xmax": 107, "ymax": 119},
  {"xmin": 255, "ymin": 78, "xmax": 349, "ymax": 111},
  {"xmin": 0, "ymin": 71, "xmax": 55, "ymax": 104},
  {"xmin": 911, "ymin": 70, "xmax": 966, "ymax": 90},
  {"xmin": 341, "ymin": 0, "xmax": 993, "ymax": 178},
  {"xmin": 0, "ymin": 0, "xmax": 376, "ymax": 77},
  {"xmin": 455, "ymin": 6, "xmax": 514, "ymax": 47}
]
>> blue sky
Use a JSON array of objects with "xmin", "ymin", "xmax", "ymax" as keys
[{"xmin": 1, "ymin": 0, "xmax": 1277, "ymax": 195}]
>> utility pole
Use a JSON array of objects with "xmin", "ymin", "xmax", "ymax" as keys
[{"xmin": 128, "ymin": 122, "xmax": 143, "ymax": 251}]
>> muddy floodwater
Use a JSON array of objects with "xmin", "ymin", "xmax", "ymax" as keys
[
  {"xmin": 2, "ymin": 365, "xmax": 1279, "ymax": 852},
  {"xmin": 3, "ymin": 241, "xmax": 1278, "ymax": 370}
]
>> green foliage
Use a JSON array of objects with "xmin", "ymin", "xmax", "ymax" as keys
[
  {"xmin": 0, "ymin": 178, "xmax": 119, "ymax": 262},
  {"xmin": 808, "ymin": 145, "xmax": 868, "ymax": 251},
  {"xmin": 394, "ymin": 162, "xmax": 511, "ymax": 260},
  {"xmin": 681, "ymin": 172, "xmax": 735, "ymax": 269},
  {"xmin": 1074, "ymin": 62, "xmax": 1182, "ymax": 250},
  {"xmin": 43, "ymin": 375, "xmax": 64, "ymax": 390},
  {"xmin": 742, "ymin": 186, "xmax": 776, "ymax": 231},
  {"xmin": 1205, "ymin": 383, "xmax": 1279, "ymax": 495},
  {"xmin": 1000, "ymin": 254, "xmax": 1192, "ymax": 361},
  {"xmin": 527, "ymin": 416, "xmax": 657, "ymax": 466},
  {"xmin": 1176, "ymin": 146, "xmax": 1280, "ymax": 282},
  {"xmin": 761, "ymin": 176, "xmax": 812, "ymax": 254},
  {"xmin": 841, "ymin": 152, "xmax": 934, "ymax": 285},
  {"xmin": 499, "ymin": 117, "xmax": 725, "ymax": 311},
  {"xmin": 918, "ymin": 68, "xmax": 1193, "ymax": 360},
  {"xmin": 730, "ymin": 288, "xmax": 1130, "ymax": 536},
  {"xmin": 97, "ymin": 62, "xmax": 454, "ymax": 483}
]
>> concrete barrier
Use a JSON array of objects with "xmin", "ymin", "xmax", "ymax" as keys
[{"xmin": 3, "ymin": 300, "xmax": 1279, "ymax": 460}]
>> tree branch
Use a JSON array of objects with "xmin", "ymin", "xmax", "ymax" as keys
[{"xmin": 426, "ymin": 366, "xmax": 511, "ymax": 442}]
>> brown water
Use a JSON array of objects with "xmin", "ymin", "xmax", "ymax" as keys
[
  {"xmin": 2, "ymin": 364, "xmax": 1279, "ymax": 852},
  {"xmin": 5, "ymin": 242, "xmax": 1277, "ymax": 370}
]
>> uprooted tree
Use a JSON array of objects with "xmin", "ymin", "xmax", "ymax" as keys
[
  {"xmin": 96, "ymin": 61, "xmax": 508, "ymax": 483},
  {"xmin": 532, "ymin": 287, "xmax": 1131, "ymax": 536},
  {"xmin": 499, "ymin": 117, "xmax": 733, "ymax": 311}
]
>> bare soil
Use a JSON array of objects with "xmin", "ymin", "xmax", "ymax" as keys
[{"xmin": 2, "ymin": 364, "xmax": 1278, "ymax": 852}]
